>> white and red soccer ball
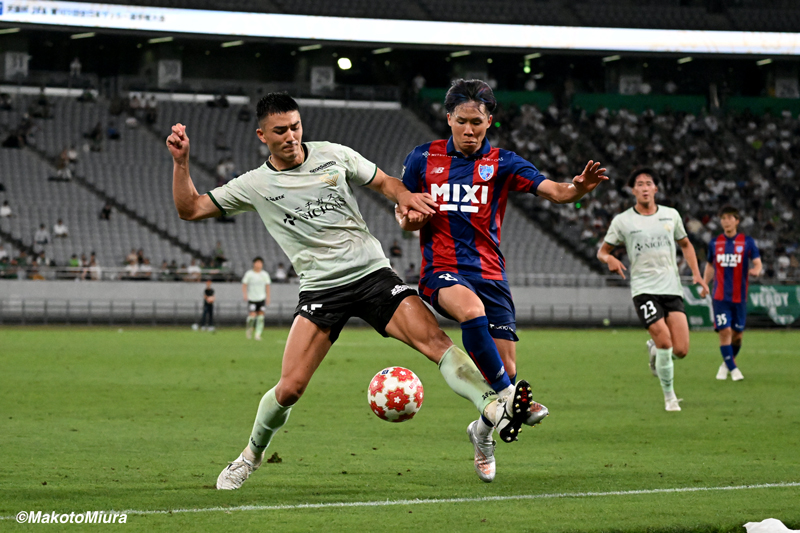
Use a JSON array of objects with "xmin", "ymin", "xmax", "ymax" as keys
[{"xmin": 368, "ymin": 367, "xmax": 424, "ymax": 422}]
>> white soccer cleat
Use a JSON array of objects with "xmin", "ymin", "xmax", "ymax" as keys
[
  {"xmin": 646, "ymin": 339, "xmax": 657, "ymax": 377},
  {"xmin": 716, "ymin": 363, "xmax": 729, "ymax": 380},
  {"xmin": 216, "ymin": 451, "xmax": 262, "ymax": 490},
  {"xmin": 665, "ymin": 398, "xmax": 682, "ymax": 411},
  {"xmin": 731, "ymin": 368, "xmax": 744, "ymax": 381},
  {"xmin": 254, "ymin": 333, "xmax": 262, "ymax": 341},
  {"xmin": 466, "ymin": 421, "xmax": 496, "ymax": 483}
]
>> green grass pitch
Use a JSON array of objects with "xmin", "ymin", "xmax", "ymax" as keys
[{"xmin": 1, "ymin": 326, "xmax": 798, "ymax": 532}]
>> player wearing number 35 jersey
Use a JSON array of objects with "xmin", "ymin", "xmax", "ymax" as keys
[{"xmin": 598, "ymin": 168, "xmax": 709, "ymax": 412}]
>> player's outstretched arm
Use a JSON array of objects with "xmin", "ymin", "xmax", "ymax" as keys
[
  {"xmin": 368, "ymin": 169, "xmax": 437, "ymax": 219},
  {"xmin": 536, "ymin": 161, "xmax": 608, "ymax": 204},
  {"xmin": 597, "ymin": 242, "xmax": 627, "ymax": 279},
  {"xmin": 678, "ymin": 237, "xmax": 709, "ymax": 297},
  {"xmin": 167, "ymin": 123, "xmax": 220, "ymax": 221},
  {"xmin": 395, "ymin": 204, "xmax": 432, "ymax": 232}
]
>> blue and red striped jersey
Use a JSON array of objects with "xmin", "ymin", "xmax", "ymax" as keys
[
  {"xmin": 402, "ymin": 138, "xmax": 547, "ymax": 281},
  {"xmin": 707, "ymin": 233, "xmax": 760, "ymax": 303}
]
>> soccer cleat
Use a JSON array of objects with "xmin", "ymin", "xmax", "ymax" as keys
[
  {"xmin": 495, "ymin": 380, "xmax": 533, "ymax": 443},
  {"xmin": 716, "ymin": 363, "xmax": 729, "ymax": 380},
  {"xmin": 525, "ymin": 401, "xmax": 550, "ymax": 426},
  {"xmin": 466, "ymin": 421, "xmax": 496, "ymax": 483},
  {"xmin": 216, "ymin": 450, "xmax": 262, "ymax": 490},
  {"xmin": 254, "ymin": 333, "xmax": 262, "ymax": 341},
  {"xmin": 731, "ymin": 368, "xmax": 744, "ymax": 381},
  {"xmin": 665, "ymin": 398, "xmax": 682, "ymax": 411},
  {"xmin": 646, "ymin": 339, "xmax": 658, "ymax": 377}
]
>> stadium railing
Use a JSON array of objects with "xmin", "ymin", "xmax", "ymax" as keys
[{"xmin": 0, "ymin": 266, "xmax": 237, "ymax": 282}]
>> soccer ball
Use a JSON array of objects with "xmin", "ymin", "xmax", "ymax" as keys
[{"xmin": 367, "ymin": 367, "xmax": 424, "ymax": 423}]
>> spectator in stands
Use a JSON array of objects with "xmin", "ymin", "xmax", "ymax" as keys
[
  {"xmin": 186, "ymin": 258, "xmax": 202, "ymax": 282},
  {"xmin": 145, "ymin": 96, "xmax": 158, "ymax": 125},
  {"xmin": 53, "ymin": 219, "xmax": 69, "ymax": 238},
  {"xmin": 214, "ymin": 130, "xmax": 230, "ymax": 151},
  {"xmin": 0, "ymin": 200, "xmax": 12, "ymax": 218},
  {"xmin": 87, "ymin": 258, "xmax": 101, "ymax": 280},
  {"xmin": 77, "ymin": 89, "xmax": 95, "ymax": 103},
  {"xmin": 124, "ymin": 258, "xmax": 138, "ymax": 280},
  {"xmin": 273, "ymin": 262, "xmax": 288, "ymax": 283},
  {"xmin": 136, "ymin": 248, "xmax": 145, "ymax": 265},
  {"xmin": 68, "ymin": 254, "xmax": 80, "ymax": 268},
  {"xmin": 99, "ymin": 202, "xmax": 112, "ymax": 220},
  {"xmin": 404, "ymin": 262, "xmax": 420, "ymax": 284},
  {"xmin": 85, "ymin": 122, "xmax": 103, "ymax": 152},
  {"xmin": 125, "ymin": 248, "xmax": 137, "ymax": 266},
  {"xmin": 389, "ymin": 240, "xmax": 403, "ymax": 259},
  {"xmin": 34, "ymin": 223, "xmax": 50, "ymax": 247},
  {"xmin": 138, "ymin": 258, "xmax": 154, "ymax": 280},
  {"xmin": 0, "ymin": 244, "xmax": 8, "ymax": 262},
  {"xmin": 55, "ymin": 148, "xmax": 73, "ymax": 181},
  {"xmin": 168, "ymin": 259, "xmax": 179, "ymax": 281},
  {"xmin": 30, "ymin": 89, "xmax": 52, "ymax": 119},
  {"xmin": 212, "ymin": 241, "xmax": 226, "ymax": 267},
  {"xmin": 70, "ymin": 57, "xmax": 82, "ymax": 78},
  {"xmin": 413, "ymin": 73, "xmax": 426, "ymax": 93},
  {"xmin": 129, "ymin": 95, "xmax": 142, "ymax": 115},
  {"xmin": 125, "ymin": 115, "xmax": 139, "ymax": 129},
  {"xmin": 237, "ymin": 105, "xmax": 251, "ymax": 122},
  {"xmin": 208, "ymin": 94, "xmax": 229, "ymax": 109},
  {"xmin": 0, "ymin": 93, "xmax": 12, "ymax": 111},
  {"xmin": 107, "ymin": 120, "xmax": 121, "ymax": 140}
]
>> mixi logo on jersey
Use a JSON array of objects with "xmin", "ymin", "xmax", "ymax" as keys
[
  {"xmin": 716, "ymin": 243, "xmax": 743, "ymax": 267},
  {"xmin": 430, "ymin": 183, "xmax": 489, "ymax": 213}
]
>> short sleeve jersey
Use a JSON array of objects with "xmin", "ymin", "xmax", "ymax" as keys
[
  {"xmin": 241, "ymin": 270, "xmax": 271, "ymax": 302},
  {"xmin": 402, "ymin": 138, "xmax": 547, "ymax": 280},
  {"xmin": 707, "ymin": 233, "xmax": 760, "ymax": 303},
  {"xmin": 603, "ymin": 205, "xmax": 687, "ymax": 298},
  {"xmin": 208, "ymin": 142, "xmax": 389, "ymax": 291}
]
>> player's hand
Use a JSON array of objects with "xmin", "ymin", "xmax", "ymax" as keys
[
  {"xmin": 693, "ymin": 275, "xmax": 709, "ymax": 298},
  {"xmin": 166, "ymin": 123, "xmax": 190, "ymax": 165},
  {"xmin": 573, "ymin": 160, "xmax": 608, "ymax": 192},
  {"xmin": 748, "ymin": 267, "xmax": 761, "ymax": 278},
  {"xmin": 606, "ymin": 256, "xmax": 627, "ymax": 280},
  {"xmin": 396, "ymin": 191, "xmax": 437, "ymax": 219}
]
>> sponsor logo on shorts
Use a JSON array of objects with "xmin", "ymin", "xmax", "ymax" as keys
[
  {"xmin": 391, "ymin": 284, "xmax": 410, "ymax": 297},
  {"xmin": 301, "ymin": 304, "xmax": 323, "ymax": 314}
]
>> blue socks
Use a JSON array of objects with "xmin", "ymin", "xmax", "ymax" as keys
[
  {"xmin": 720, "ymin": 344, "xmax": 737, "ymax": 371},
  {"xmin": 461, "ymin": 316, "xmax": 511, "ymax": 392},
  {"xmin": 732, "ymin": 343, "xmax": 741, "ymax": 357}
]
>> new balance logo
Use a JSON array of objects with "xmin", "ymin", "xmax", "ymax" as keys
[
  {"xmin": 431, "ymin": 167, "xmax": 445, "ymax": 174},
  {"xmin": 430, "ymin": 183, "xmax": 489, "ymax": 213}
]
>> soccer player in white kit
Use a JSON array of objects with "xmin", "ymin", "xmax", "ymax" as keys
[
  {"xmin": 597, "ymin": 168, "xmax": 709, "ymax": 411},
  {"xmin": 167, "ymin": 93, "xmax": 539, "ymax": 489},
  {"xmin": 241, "ymin": 257, "xmax": 271, "ymax": 340}
]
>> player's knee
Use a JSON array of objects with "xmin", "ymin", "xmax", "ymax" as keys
[
  {"xmin": 460, "ymin": 305, "xmax": 486, "ymax": 322},
  {"xmin": 673, "ymin": 345, "xmax": 688, "ymax": 358},
  {"xmin": 275, "ymin": 380, "xmax": 306, "ymax": 406}
]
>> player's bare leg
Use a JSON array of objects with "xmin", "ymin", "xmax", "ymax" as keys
[
  {"xmin": 647, "ymin": 318, "xmax": 680, "ymax": 411},
  {"xmin": 217, "ymin": 316, "xmax": 331, "ymax": 490},
  {"xmin": 385, "ymin": 296, "xmax": 532, "ymax": 481},
  {"xmin": 665, "ymin": 312, "xmax": 690, "ymax": 358}
]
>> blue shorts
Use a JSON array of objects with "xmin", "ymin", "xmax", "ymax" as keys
[
  {"xmin": 419, "ymin": 271, "xmax": 519, "ymax": 342},
  {"xmin": 713, "ymin": 300, "xmax": 747, "ymax": 332}
]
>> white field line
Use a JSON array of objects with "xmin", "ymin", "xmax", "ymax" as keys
[{"xmin": 2, "ymin": 481, "xmax": 798, "ymax": 519}]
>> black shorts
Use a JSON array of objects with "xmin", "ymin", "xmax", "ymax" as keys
[
  {"xmin": 633, "ymin": 294, "xmax": 685, "ymax": 329},
  {"xmin": 248, "ymin": 300, "xmax": 266, "ymax": 313},
  {"xmin": 294, "ymin": 268, "xmax": 418, "ymax": 343}
]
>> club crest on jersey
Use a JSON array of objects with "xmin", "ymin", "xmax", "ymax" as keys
[
  {"xmin": 736, "ymin": 245, "xmax": 744, "ymax": 253},
  {"xmin": 318, "ymin": 171, "xmax": 339, "ymax": 187},
  {"xmin": 478, "ymin": 164, "xmax": 494, "ymax": 181}
]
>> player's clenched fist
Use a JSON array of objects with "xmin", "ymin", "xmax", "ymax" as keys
[{"xmin": 166, "ymin": 123, "xmax": 190, "ymax": 165}]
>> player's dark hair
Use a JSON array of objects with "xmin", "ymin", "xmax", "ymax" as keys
[
  {"xmin": 256, "ymin": 93, "xmax": 299, "ymax": 123},
  {"xmin": 444, "ymin": 79, "xmax": 497, "ymax": 115},
  {"xmin": 719, "ymin": 205, "xmax": 740, "ymax": 220},
  {"xmin": 253, "ymin": 256, "xmax": 264, "ymax": 264},
  {"xmin": 627, "ymin": 167, "xmax": 659, "ymax": 188}
]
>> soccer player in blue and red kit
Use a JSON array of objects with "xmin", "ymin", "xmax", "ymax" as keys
[
  {"xmin": 703, "ymin": 205, "xmax": 762, "ymax": 381},
  {"xmin": 398, "ymin": 79, "xmax": 607, "ymax": 481}
]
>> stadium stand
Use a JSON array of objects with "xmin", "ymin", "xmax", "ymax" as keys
[{"xmin": 81, "ymin": 0, "xmax": 800, "ymax": 32}]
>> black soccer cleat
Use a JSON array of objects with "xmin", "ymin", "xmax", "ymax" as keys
[{"xmin": 496, "ymin": 380, "xmax": 534, "ymax": 443}]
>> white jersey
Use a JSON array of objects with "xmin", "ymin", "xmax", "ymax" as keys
[
  {"xmin": 603, "ymin": 205, "xmax": 687, "ymax": 298},
  {"xmin": 208, "ymin": 142, "xmax": 389, "ymax": 291},
  {"xmin": 241, "ymin": 269, "xmax": 271, "ymax": 302}
]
